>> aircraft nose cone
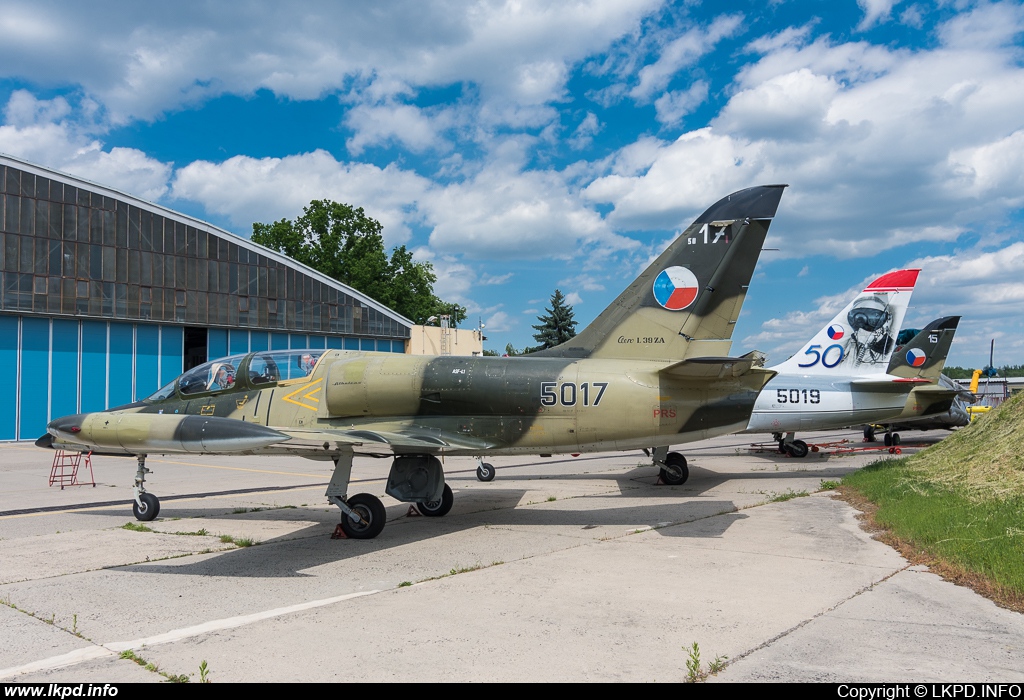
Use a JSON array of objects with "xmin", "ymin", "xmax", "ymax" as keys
[
  {"xmin": 35, "ymin": 433, "xmax": 54, "ymax": 448},
  {"xmin": 48, "ymin": 414, "xmax": 87, "ymax": 439}
]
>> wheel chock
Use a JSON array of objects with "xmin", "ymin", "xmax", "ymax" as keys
[
  {"xmin": 331, "ymin": 524, "xmax": 348, "ymax": 539},
  {"xmin": 406, "ymin": 505, "xmax": 422, "ymax": 517}
]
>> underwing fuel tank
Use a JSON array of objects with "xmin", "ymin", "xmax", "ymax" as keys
[{"xmin": 45, "ymin": 412, "xmax": 290, "ymax": 454}]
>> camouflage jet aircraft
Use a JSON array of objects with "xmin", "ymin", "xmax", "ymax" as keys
[
  {"xmin": 861, "ymin": 316, "xmax": 969, "ymax": 444},
  {"xmin": 39, "ymin": 185, "xmax": 786, "ymax": 539}
]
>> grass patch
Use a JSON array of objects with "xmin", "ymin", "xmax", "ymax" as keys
[
  {"xmin": 841, "ymin": 458, "xmax": 1024, "ymax": 610},
  {"xmin": 119, "ymin": 649, "xmax": 189, "ymax": 682},
  {"xmin": 839, "ymin": 392, "xmax": 1024, "ymax": 612},
  {"xmin": 767, "ymin": 489, "xmax": 809, "ymax": 503},
  {"xmin": 819, "ymin": 480, "xmax": 841, "ymax": 491},
  {"xmin": 121, "ymin": 522, "xmax": 152, "ymax": 532},
  {"xmin": 173, "ymin": 528, "xmax": 209, "ymax": 536},
  {"xmin": 218, "ymin": 534, "xmax": 259, "ymax": 547}
]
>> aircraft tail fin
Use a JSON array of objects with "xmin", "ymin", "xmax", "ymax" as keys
[
  {"xmin": 887, "ymin": 316, "xmax": 960, "ymax": 380},
  {"xmin": 771, "ymin": 269, "xmax": 920, "ymax": 376},
  {"xmin": 532, "ymin": 185, "xmax": 787, "ymax": 362}
]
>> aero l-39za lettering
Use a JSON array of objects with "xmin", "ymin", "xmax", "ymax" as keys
[{"xmin": 40, "ymin": 185, "xmax": 786, "ymax": 539}]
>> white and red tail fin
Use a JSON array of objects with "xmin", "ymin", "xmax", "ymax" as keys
[{"xmin": 771, "ymin": 269, "xmax": 920, "ymax": 376}]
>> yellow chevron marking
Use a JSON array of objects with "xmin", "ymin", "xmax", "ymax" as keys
[
  {"xmin": 200, "ymin": 405, "xmax": 215, "ymax": 416},
  {"xmin": 236, "ymin": 395, "xmax": 249, "ymax": 409},
  {"xmin": 282, "ymin": 379, "xmax": 323, "ymax": 411}
]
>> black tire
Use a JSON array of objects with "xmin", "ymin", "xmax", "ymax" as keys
[
  {"xmin": 340, "ymin": 493, "xmax": 387, "ymax": 539},
  {"xmin": 476, "ymin": 462, "xmax": 496, "ymax": 482},
  {"xmin": 660, "ymin": 452, "xmax": 689, "ymax": 485},
  {"xmin": 863, "ymin": 426, "xmax": 876, "ymax": 442},
  {"xmin": 417, "ymin": 483, "xmax": 454, "ymax": 517},
  {"xmin": 884, "ymin": 433, "xmax": 893, "ymax": 447},
  {"xmin": 786, "ymin": 440, "xmax": 809, "ymax": 458},
  {"xmin": 133, "ymin": 492, "xmax": 160, "ymax": 522},
  {"xmin": 892, "ymin": 433, "xmax": 901, "ymax": 446}
]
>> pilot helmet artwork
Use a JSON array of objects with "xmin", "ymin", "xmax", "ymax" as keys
[{"xmin": 846, "ymin": 294, "xmax": 895, "ymax": 363}]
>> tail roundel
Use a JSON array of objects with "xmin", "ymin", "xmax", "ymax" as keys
[{"xmin": 771, "ymin": 269, "xmax": 921, "ymax": 376}]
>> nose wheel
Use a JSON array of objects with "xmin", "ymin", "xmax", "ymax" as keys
[
  {"xmin": 133, "ymin": 492, "xmax": 160, "ymax": 521},
  {"xmin": 131, "ymin": 454, "xmax": 160, "ymax": 521},
  {"xmin": 476, "ymin": 459, "xmax": 496, "ymax": 482},
  {"xmin": 339, "ymin": 493, "xmax": 387, "ymax": 539}
]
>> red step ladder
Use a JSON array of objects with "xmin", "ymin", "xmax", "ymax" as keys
[{"xmin": 49, "ymin": 450, "xmax": 95, "ymax": 489}]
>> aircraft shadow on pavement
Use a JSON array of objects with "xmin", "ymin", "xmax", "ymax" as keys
[{"xmin": 113, "ymin": 481, "xmax": 748, "ymax": 579}]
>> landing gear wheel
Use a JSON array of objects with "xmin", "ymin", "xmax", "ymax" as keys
[
  {"xmin": 659, "ymin": 452, "xmax": 689, "ymax": 485},
  {"xmin": 133, "ymin": 492, "xmax": 160, "ymax": 521},
  {"xmin": 417, "ymin": 483, "xmax": 454, "ymax": 517},
  {"xmin": 476, "ymin": 463, "xmax": 495, "ymax": 482},
  {"xmin": 785, "ymin": 440, "xmax": 809, "ymax": 458},
  {"xmin": 863, "ymin": 426, "xmax": 876, "ymax": 442},
  {"xmin": 891, "ymin": 433, "xmax": 901, "ymax": 446},
  {"xmin": 884, "ymin": 433, "xmax": 893, "ymax": 447},
  {"xmin": 340, "ymin": 493, "xmax": 387, "ymax": 539}
]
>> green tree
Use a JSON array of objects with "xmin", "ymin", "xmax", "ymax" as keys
[
  {"xmin": 531, "ymin": 289, "xmax": 577, "ymax": 350},
  {"xmin": 252, "ymin": 200, "xmax": 465, "ymax": 325}
]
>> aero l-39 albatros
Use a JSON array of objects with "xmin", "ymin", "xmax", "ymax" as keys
[
  {"xmin": 40, "ymin": 185, "xmax": 786, "ymax": 539},
  {"xmin": 862, "ymin": 316, "xmax": 969, "ymax": 445},
  {"xmin": 743, "ymin": 268, "xmax": 957, "ymax": 456}
]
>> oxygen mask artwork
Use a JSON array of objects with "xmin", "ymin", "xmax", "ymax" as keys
[{"xmin": 846, "ymin": 295, "xmax": 895, "ymax": 366}]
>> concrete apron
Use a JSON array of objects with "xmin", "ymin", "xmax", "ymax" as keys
[{"xmin": 1, "ymin": 434, "xmax": 1022, "ymax": 683}]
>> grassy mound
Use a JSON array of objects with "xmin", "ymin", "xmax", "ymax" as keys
[
  {"xmin": 903, "ymin": 390, "xmax": 1024, "ymax": 500},
  {"xmin": 842, "ymin": 391, "xmax": 1024, "ymax": 609}
]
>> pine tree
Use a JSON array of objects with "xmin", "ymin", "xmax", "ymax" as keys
[{"xmin": 532, "ymin": 289, "xmax": 577, "ymax": 350}]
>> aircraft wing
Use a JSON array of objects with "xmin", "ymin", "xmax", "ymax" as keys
[{"xmin": 276, "ymin": 426, "xmax": 497, "ymax": 453}]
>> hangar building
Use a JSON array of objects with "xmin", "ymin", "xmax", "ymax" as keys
[{"xmin": 0, "ymin": 153, "xmax": 413, "ymax": 441}]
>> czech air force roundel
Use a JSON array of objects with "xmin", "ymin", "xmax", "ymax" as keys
[
  {"xmin": 827, "ymin": 324, "xmax": 845, "ymax": 340},
  {"xmin": 653, "ymin": 266, "xmax": 699, "ymax": 311},
  {"xmin": 906, "ymin": 348, "xmax": 927, "ymax": 367}
]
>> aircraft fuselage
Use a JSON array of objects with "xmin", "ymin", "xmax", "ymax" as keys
[
  {"xmin": 49, "ymin": 348, "xmax": 771, "ymax": 458},
  {"xmin": 745, "ymin": 373, "xmax": 909, "ymax": 433}
]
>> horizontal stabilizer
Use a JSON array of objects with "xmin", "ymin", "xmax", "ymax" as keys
[
  {"xmin": 661, "ymin": 351, "xmax": 774, "ymax": 379},
  {"xmin": 851, "ymin": 377, "xmax": 932, "ymax": 391}
]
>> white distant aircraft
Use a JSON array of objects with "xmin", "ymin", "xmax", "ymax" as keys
[{"xmin": 745, "ymin": 269, "xmax": 924, "ymax": 456}]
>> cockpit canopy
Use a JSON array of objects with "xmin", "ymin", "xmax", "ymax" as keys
[{"xmin": 145, "ymin": 349, "xmax": 325, "ymax": 401}]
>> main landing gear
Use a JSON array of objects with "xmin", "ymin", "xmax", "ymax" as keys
[
  {"xmin": 649, "ymin": 446, "xmax": 689, "ymax": 485},
  {"xmin": 864, "ymin": 425, "xmax": 900, "ymax": 446},
  {"xmin": 773, "ymin": 432, "xmax": 809, "ymax": 458},
  {"xmin": 132, "ymin": 454, "xmax": 161, "ymax": 521},
  {"xmin": 326, "ymin": 452, "xmax": 456, "ymax": 539}
]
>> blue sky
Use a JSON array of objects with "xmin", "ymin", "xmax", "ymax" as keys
[{"xmin": 1, "ymin": 0, "xmax": 1022, "ymax": 367}]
